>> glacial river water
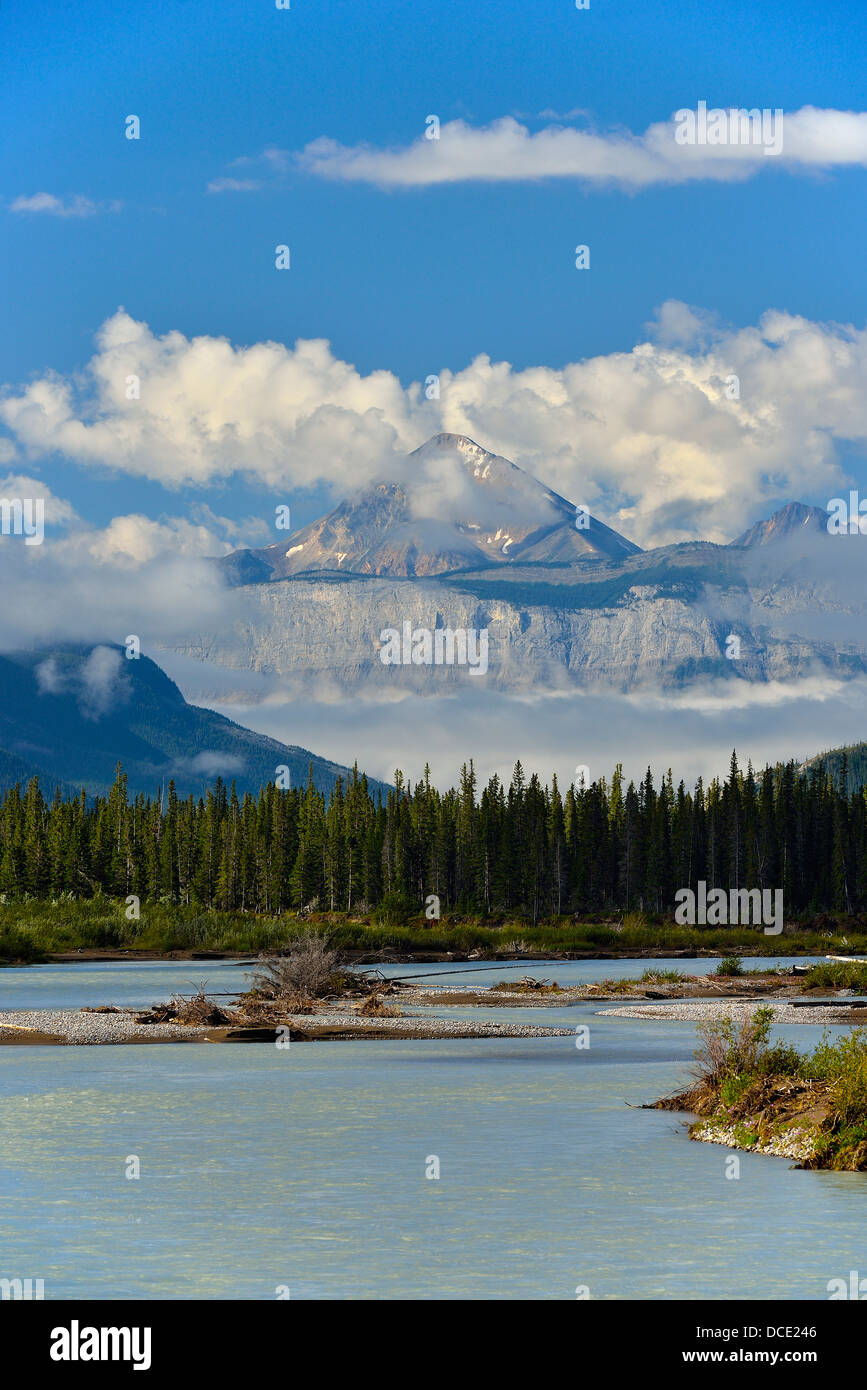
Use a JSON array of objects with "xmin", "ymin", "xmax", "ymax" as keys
[{"xmin": 0, "ymin": 956, "xmax": 864, "ymax": 1300}]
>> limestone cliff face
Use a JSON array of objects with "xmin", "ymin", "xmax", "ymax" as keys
[{"xmin": 165, "ymin": 562, "xmax": 867, "ymax": 696}]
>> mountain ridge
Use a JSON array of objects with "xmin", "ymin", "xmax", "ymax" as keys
[
  {"xmin": 186, "ymin": 439, "xmax": 862, "ymax": 697},
  {"xmin": 0, "ymin": 646, "xmax": 387, "ymax": 799},
  {"xmin": 222, "ymin": 437, "xmax": 837, "ymax": 589}
]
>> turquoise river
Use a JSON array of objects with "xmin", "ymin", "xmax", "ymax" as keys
[{"xmin": 0, "ymin": 956, "xmax": 863, "ymax": 1300}]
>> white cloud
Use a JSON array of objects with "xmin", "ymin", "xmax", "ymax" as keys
[
  {"xmin": 0, "ymin": 310, "xmax": 414, "ymax": 494},
  {"xmin": 78, "ymin": 645, "xmax": 127, "ymax": 718},
  {"xmin": 9, "ymin": 193, "xmax": 120, "ymax": 217},
  {"xmin": 646, "ymin": 301, "xmax": 720, "ymax": 349},
  {"xmin": 294, "ymin": 108, "xmax": 867, "ymax": 188},
  {"xmin": 207, "ymin": 146, "xmax": 290, "ymax": 192},
  {"xmin": 57, "ymin": 513, "xmax": 237, "ymax": 568},
  {"xmin": 178, "ymin": 751, "xmax": 246, "ymax": 776},
  {"xmin": 0, "ymin": 498, "xmax": 241, "ymax": 654},
  {"xmin": 187, "ymin": 503, "xmax": 272, "ymax": 550},
  {"xmin": 4, "ymin": 304, "xmax": 867, "ymax": 546},
  {"xmin": 34, "ymin": 656, "xmax": 64, "ymax": 695},
  {"xmin": 34, "ymin": 646, "xmax": 129, "ymax": 720},
  {"xmin": 191, "ymin": 677, "xmax": 867, "ymax": 796},
  {"xmin": 0, "ymin": 474, "xmax": 78, "ymax": 529}
]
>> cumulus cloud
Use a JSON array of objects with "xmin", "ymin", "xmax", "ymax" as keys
[
  {"xmin": 0, "ymin": 474, "xmax": 79, "ymax": 529},
  {"xmin": 0, "ymin": 309, "xmax": 413, "ymax": 494},
  {"xmin": 426, "ymin": 309, "xmax": 866, "ymax": 545},
  {"xmin": 3, "ymin": 305, "xmax": 867, "ymax": 546},
  {"xmin": 293, "ymin": 108, "xmax": 867, "ymax": 189},
  {"xmin": 58, "ymin": 512, "xmax": 235, "ymax": 567},
  {"xmin": 9, "ymin": 193, "xmax": 120, "ymax": 217},
  {"xmin": 645, "ymin": 301, "xmax": 721, "ymax": 350}
]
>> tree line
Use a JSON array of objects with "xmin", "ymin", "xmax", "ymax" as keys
[{"xmin": 0, "ymin": 751, "xmax": 864, "ymax": 920}]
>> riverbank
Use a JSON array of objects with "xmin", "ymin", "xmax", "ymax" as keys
[
  {"xmin": 10, "ymin": 939, "xmax": 742, "ymax": 966},
  {"xmin": 3, "ymin": 897, "xmax": 867, "ymax": 964},
  {"xmin": 648, "ymin": 1003, "xmax": 867, "ymax": 1170}
]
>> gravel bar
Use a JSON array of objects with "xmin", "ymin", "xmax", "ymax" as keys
[
  {"xmin": 0, "ymin": 1008, "xmax": 573, "ymax": 1044},
  {"xmin": 597, "ymin": 998, "xmax": 863, "ymax": 1027},
  {"xmin": 405, "ymin": 986, "xmax": 585, "ymax": 1007},
  {"xmin": 0, "ymin": 1010, "xmax": 212, "ymax": 1045}
]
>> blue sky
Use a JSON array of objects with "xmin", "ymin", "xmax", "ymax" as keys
[{"xmin": 2, "ymin": 0, "xmax": 867, "ymax": 536}]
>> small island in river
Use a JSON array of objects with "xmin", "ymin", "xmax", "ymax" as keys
[{"xmin": 643, "ymin": 962, "xmax": 867, "ymax": 1170}]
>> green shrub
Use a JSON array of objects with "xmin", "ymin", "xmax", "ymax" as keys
[
  {"xmin": 719, "ymin": 1073, "xmax": 754, "ymax": 1106},
  {"xmin": 806, "ymin": 1030, "xmax": 867, "ymax": 1126},
  {"xmin": 754, "ymin": 1042, "xmax": 803, "ymax": 1077},
  {"xmin": 693, "ymin": 1006, "xmax": 775, "ymax": 1085},
  {"xmin": 372, "ymin": 891, "xmax": 417, "ymax": 928},
  {"xmin": 800, "ymin": 962, "xmax": 867, "ymax": 992},
  {"xmin": 0, "ymin": 926, "xmax": 46, "ymax": 964}
]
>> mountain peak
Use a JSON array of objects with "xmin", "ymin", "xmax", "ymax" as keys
[
  {"xmin": 416, "ymin": 432, "xmax": 486, "ymax": 453},
  {"xmin": 221, "ymin": 437, "xmax": 641, "ymax": 582},
  {"xmin": 409, "ymin": 433, "xmax": 508, "ymax": 478},
  {"xmin": 733, "ymin": 501, "xmax": 830, "ymax": 547}
]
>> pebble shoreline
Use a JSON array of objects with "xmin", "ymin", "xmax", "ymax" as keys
[
  {"xmin": 284, "ymin": 1011, "xmax": 573, "ymax": 1037},
  {"xmin": 0, "ymin": 1008, "xmax": 573, "ymax": 1044},
  {"xmin": 0, "ymin": 1011, "xmax": 213, "ymax": 1044},
  {"xmin": 597, "ymin": 998, "xmax": 861, "ymax": 1026}
]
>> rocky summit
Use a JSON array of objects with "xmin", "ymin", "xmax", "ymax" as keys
[{"xmin": 220, "ymin": 434, "xmax": 640, "ymax": 584}]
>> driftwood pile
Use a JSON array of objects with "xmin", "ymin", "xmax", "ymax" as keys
[{"xmin": 132, "ymin": 937, "xmax": 405, "ymax": 1028}]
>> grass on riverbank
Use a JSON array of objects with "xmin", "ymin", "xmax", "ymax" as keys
[
  {"xmin": 657, "ymin": 1006, "xmax": 867, "ymax": 1170},
  {"xmin": 3, "ymin": 895, "xmax": 867, "ymax": 964}
]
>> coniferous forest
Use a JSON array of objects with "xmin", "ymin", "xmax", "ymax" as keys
[{"xmin": 0, "ymin": 751, "xmax": 865, "ymax": 921}]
